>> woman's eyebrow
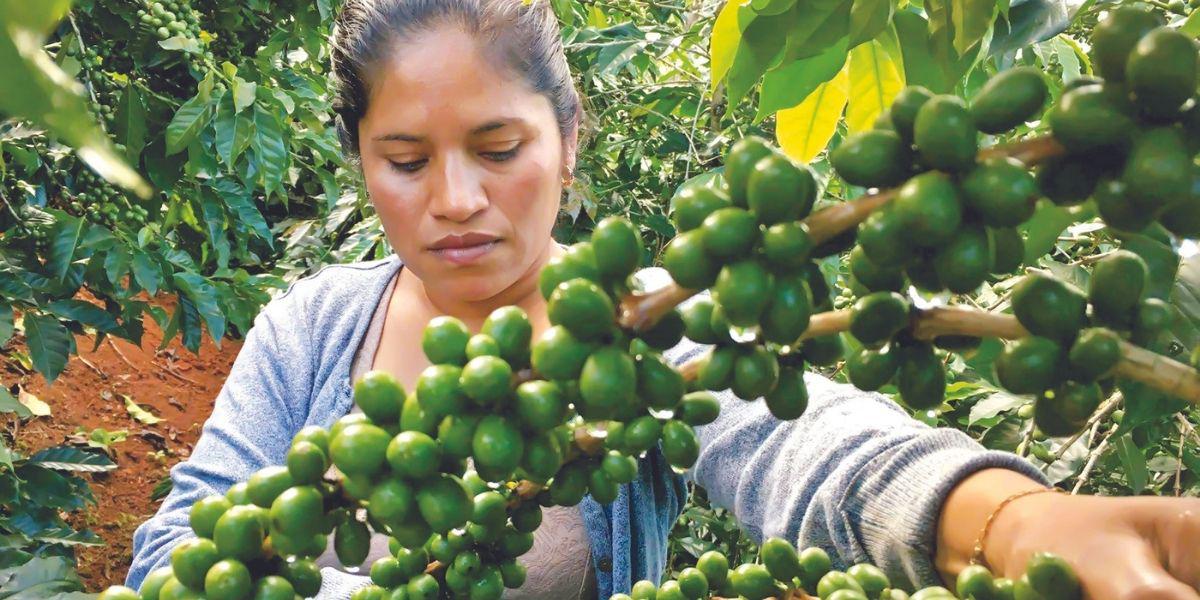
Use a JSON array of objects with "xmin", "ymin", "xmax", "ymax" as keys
[
  {"xmin": 371, "ymin": 118, "xmax": 524, "ymax": 143},
  {"xmin": 372, "ymin": 132, "xmax": 422, "ymax": 142},
  {"xmin": 471, "ymin": 118, "xmax": 524, "ymax": 134}
]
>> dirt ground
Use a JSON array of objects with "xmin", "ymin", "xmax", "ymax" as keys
[{"xmin": 5, "ymin": 291, "xmax": 242, "ymax": 589}]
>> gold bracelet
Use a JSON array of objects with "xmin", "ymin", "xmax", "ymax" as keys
[{"xmin": 970, "ymin": 487, "xmax": 1064, "ymax": 569}]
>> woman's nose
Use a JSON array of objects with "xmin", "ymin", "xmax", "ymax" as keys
[{"xmin": 429, "ymin": 154, "xmax": 488, "ymax": 223}]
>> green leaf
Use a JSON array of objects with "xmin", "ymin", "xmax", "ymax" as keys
[
  {"xmin": 199, "ymin": 193, "xmax": 231, "ymax": 270},
  {"xmin": 845, "ymin": 39, "xmax": 904, "ymax": 133},
  {"xmin": 776, "ymin": 64, "xmax": 850, "ymax": 163},
  {"xmin": 725, "ymin": 6, "xmax": 795, "ymax": 104},
  {"xmin": 756, "ymin": 37, "xmax": 849, "ymax": 120},
  {"xmin": 1116, "ymin": 230, "xmax": 1180, "ymax": 300},
  {"xmin": 0, "ymin": 0, "xmax": 73, "ymax": 36},
  {"xmin": 0, "ymin": 556, "xmax": 85, "ymax": 599},
  {"xmin": 113, "ymin": 85, "xmax": 148, "ymax": 164},
  {"xmin": 172, "ymin": 272, "xmax": 226, "ymax": 344},
  {"xmin": 165, "ymin": 92, "xmax": 214, "ymax": 156},
  {"xmin": 849, "ymin": 0, "xmax": 894, "ymax": 46},
  {"xmin": 215, "ymin": 177, "xmax": 274, "ymax": 249},
  {"xmin": 989, "ymin": 0, "xmax": 1072, "ymax": 57},
  {"xmin": 1183, "ymin": 10, "xmax": 1200, "ymax": 38},
  {"xmin": 952, "ymin": 0, "xmax": 997, "ymax": 54},
  {"xmin": 0, "ymin": 386, "xmax": 31, "ymax": 419},
  {"xmin": 1114, "ymin": 433, "xmax": 1149, "ymax": 494},
  {"xmin": 46, "ymin": 300, "xmax": 120, "ymax": 334},
  {"xmin": 1019, "ymin": 200, "xmax": 1079, "ymax": 265},
  {"xmin": 252, "ymin": 104, "xmax": 288, "ymax": 199},
  {"xmin": 967, "ymin": 391, "xmax": 1026, "ymax": 425},
  {"xmin": 159, "ymin": 35, "xmax": 201, "ymax": 53},
  {"xmin": 0, "ymin": 2, "xmax": 151, "ymax": 198},
  {"xmin": 27, "ymin": 446, "xmax": 116, "ymax": 472},
  {"xmin": 232, "ymin": 77, "xmax": 257, "ymax": 113},
  {"xmin": 709, "ymin": 0, "xmax": 744, "ymax": 90},
  {"xmin": 1169, "ymin": 253, "xmax": 1200, "ymax": 352},
  {"xmin": 46, "ymin": 214, "xmax": 83, "ymax": 283},
  {"xmin": 131, "ymin": 250, "xmax": 161, "ymax": 296},
  {"xmin": 122, "ymin": 395, "xmax": 163, "ymax": 425},
  {"xmin": 892, "ymin": 11, "xmax": 951, "ymax": 92},
  {"xmin": 0, "ymin": 302, "xmax": 11, "ymax": 347},
  {"xmin": 214, "ymin": 93, "xmax": 254, "ymax": 168},
  {"xmin": 22, "ymin": 313, "xmax": 70, "ymax": 383},
  {"xmin": 176, "ymin": 294, "xmax": 203, "ymax": 353},
  {"xmin": 103, "ymin": 246, "xmax": 131, "ymax": 288}
]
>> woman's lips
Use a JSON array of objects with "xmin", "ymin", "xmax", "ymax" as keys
[{"xmin": 429, "ymin": 240, "xmax": 500, "ymax": 265}]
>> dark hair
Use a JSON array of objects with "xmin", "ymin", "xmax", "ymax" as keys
[{"xmin": 330, "ymin": 0, "xmax": 582, "ymax": 161}]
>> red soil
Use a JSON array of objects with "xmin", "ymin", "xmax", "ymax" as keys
[{"xmin": 4, "ymin": 291, "xmax": 241, "ymax": 589}]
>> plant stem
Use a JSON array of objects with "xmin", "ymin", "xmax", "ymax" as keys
[
  {"xmin": 617, "ymin": 134, "xmax": 1068, "ymax": 332},
  {"xmin": 1046, "ymin": 393, "xmax": 1123, "ymax": 465},
  {"xmin": 664, "ymin": 307, "xmax": 1200, "ymax": 405}
]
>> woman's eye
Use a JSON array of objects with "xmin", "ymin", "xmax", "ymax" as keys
[
  {"xmin": 387, "ymin": 159, "xmax": 426, "ymax": 173},
  {"xmin": 481, "ymin": 145, "xmax": 520, "ymax": 162}
]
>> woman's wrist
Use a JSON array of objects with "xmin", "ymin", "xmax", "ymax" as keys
[{"xmin": 933, "ymin": 468, "xmax": 1049, "ymax": 583}]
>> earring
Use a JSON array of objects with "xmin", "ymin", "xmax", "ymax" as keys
[{"xmin": 562, "ymin": 167, "xmax": 574, "ymax": 186}]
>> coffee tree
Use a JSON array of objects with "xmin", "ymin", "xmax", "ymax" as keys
[{"xmin": 95, "ymin": 7, "xmax": 1200, "ymax": 598}]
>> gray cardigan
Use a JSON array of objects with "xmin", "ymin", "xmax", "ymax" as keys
[{"xmin": 125, "ymin": 254, "xmax": 1047, "ymax": 597}]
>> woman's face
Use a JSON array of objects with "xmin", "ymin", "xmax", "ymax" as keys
[{"xmin": 357, "ymin": 26, "xmax": 574, "ymax": 301}]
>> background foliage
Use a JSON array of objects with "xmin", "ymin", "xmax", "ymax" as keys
[{"xmin": 3, "ymin": 0, "xmax": 1200, "ymax": 594}]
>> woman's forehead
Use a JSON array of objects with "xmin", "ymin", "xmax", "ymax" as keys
[{"xmin": 362, "ymin": 27, "xmax": 554, "ymax": 133}]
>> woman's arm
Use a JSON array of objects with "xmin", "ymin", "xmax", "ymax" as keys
[
  {"xmin": 676, "ymin": 365, "xmax": 1048, "ymax": 590},
  {"xmin": 941, "ymin": 469, "xmax": 1200, "ymax": 598},
  {"xmin": 124, "ymin": 285, "xmax": 317, "ymax": 590}
]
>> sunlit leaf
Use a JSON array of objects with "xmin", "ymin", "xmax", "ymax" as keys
[
  {"xmin": 845, "ymin": 39, "xmax": 904, "ymax": 133},
  {"xmin": 18, "ymin": 386, "xmax": 50, "ymax": 417},
  {"xmin": 756, "ymin": 37, "xmax": 848, "ymax": 120},
  {"xmin": 775, "ymin": 64, "xmax": 850, "ymax": 163},
  {"xmin": 122, "ymin": 395, "xmax": 163, "ymax": 425}
]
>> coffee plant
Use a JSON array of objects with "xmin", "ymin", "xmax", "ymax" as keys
[
  {"xmin": 7, "ymin": 0, "xmax": 1200, "ymax": 597},
  {"xmin": 94, "ymin": 7, "xmax": 1200, "ymax": 598}
]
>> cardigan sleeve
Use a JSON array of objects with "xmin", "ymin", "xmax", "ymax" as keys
[
  {"xmin": 124, "ymin": 283, "xmax": 317, "ymax": 590},
  {"xmin": 650, "ymin": 272, "xmax": 1048, "ymax": 591}
]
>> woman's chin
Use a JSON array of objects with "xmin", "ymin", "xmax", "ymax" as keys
[{"xmin": 434, "ymin": 272, "xmax": 510, "ymax": 304}]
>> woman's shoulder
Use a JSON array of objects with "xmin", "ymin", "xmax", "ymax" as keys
[{"xmin": 260, "ymin": 254, "xmax": 402, "ymax": 331}]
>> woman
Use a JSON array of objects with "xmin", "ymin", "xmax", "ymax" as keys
[{"xmin": 127, "ymin": 1, "xmax": 1200, "ymax": 598}]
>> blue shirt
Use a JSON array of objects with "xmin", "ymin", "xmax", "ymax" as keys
[{"xmin": 126, "ymin": 254, "xmax": 1046, "ymax": 597}]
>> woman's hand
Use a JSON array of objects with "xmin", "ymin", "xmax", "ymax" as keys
[{"xmin": 936, "ymin": 468, "xmax": 1200, "ymax": 599}]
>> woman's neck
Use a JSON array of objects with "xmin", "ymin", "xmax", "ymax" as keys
[{"xmin": 402, "ymin": 240, "xmax": 564, "ymax": 332}]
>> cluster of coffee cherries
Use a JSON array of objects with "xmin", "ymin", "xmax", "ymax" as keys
[
  {"xmin": 96, "ymin": 213, "xmax": 719, "ymax": 600},
  {"xmin": 70, "ymin": 167, "xmax": 150, "ymax": 228},
  {"xmin": 997, "ymin": 249, "xmax": 1172, "ymax": 437},
  {"xmin": 136, "ymin": 0, "xmax": 205, "ymax": 42},
  {"xmin": 662, "ymin": 136, "xmax": 837, "ymax": 419},
  {"xmin": 612, "ymin": 537, "xmax": 1079, "ymax": 600},
  {"xmin": 1045, "ymin": 7, "xmax": 1200, "ymax": 237}
]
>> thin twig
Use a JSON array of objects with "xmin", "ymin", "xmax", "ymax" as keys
[
  {"xmin": 67, "ymin": 13, "xmax": 100, "ymax": 105},
  {"xmin": 76, "ymin": 356, "xmax": 107, "ymax": 379},
  {"xmin": 106, "ymin": 338, "xmax": 140, "ymax": 371},
  {"xmin": 157, "ymin": 363, "xmax": 201, "ymax": 386},
  {"xmin": 1176, "ymin": 425, "xmax": 1185, "ymax": 497},
  {"xmin": 1016, "ymin": 421, "xmax": 1036, "ymax": 459},
  {"xmin": 1046, "ymin": 393, "xmax": 1123, "ymax": 465},
  {"xmin": 1072, "ymin": 427, "xmax": 1117, "ymax": 494}
]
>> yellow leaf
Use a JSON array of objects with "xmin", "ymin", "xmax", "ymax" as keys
[
  {"xmin": 776, "ymin": 65, "xmax": 850, "ymax": 163},
  {"xmin": 845, "ymin": 40, "xmax": 904, "ymax": 134},
  {"xmin": 709, "ymin": 0, "xmax": 744, "ymax": 91},
  {"xmin": 18, "ymin": 385, "xmax": 50, "ymax": 417}
]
